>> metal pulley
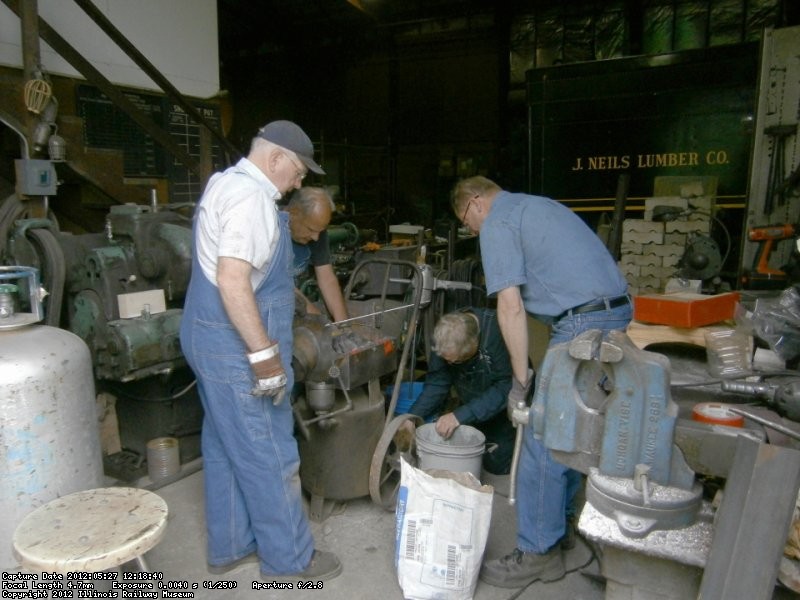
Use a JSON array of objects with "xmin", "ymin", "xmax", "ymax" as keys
[{"xmin": 677, "ymin": 235, "xmax": 722, "ymax": 281}]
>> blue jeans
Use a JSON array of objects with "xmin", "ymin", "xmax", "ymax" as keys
[
  {"xmin": 516, "ymin": 301, "xmax": 632, "ymax": 553},
  {"xmin": 187, "ymin": 312, "xmax": 314, "ymax": 574}
]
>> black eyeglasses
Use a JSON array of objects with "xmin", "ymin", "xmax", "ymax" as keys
[{"xmin": 460, "ymin": 195, "xmax": 478, "ymax": 224}]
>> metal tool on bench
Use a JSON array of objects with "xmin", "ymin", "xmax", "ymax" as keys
[
  {"xmin": 721, "ymin": 377, "xmax": 800, "ymax": 422},
  {"xmin": 745, "ymin": 223, "xmax": 800, "ymax": 288},
  {"xmin": 510, "ymin": 329, "xmax": 703, "ymax": 536},
  {"xmin": 507, "ymin": 329, "xmax": 800, "ymax": 599}
]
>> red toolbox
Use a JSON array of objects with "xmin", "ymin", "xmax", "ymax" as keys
[{"xmin": 633, "ymin": 292, "xmax": 740, "ymax": 328}]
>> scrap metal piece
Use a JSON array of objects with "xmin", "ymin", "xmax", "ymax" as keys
[{"xmin": 698, "ymin": 435, "xmax": 800, "ymax": 599}]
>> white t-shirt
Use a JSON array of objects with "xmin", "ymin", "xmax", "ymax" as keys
[{"xmin": 194, "ymin": 158, "xmax": 281, "ymax": 290}]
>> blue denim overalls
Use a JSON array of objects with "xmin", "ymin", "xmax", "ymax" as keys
[{"xmin": 180, "ymin": 208, "xmax": 313, "ymax": 574}]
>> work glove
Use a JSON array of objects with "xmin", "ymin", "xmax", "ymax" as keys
[
  {"xmin": 248, "ymin": 344, "xmax": 288, "ymax": 405},
  {"xmin": 507, "ymin": 368, "xmax": 534, "ymax": 427},
  {"xmin": 394, "ymin": 420, "xmax": 417, "ymax": 452}
]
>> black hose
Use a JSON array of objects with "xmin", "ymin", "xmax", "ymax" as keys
[
  {"xmin": 27, "ymin": 228, "xmax": 66, "ymax": 326},
  {"xmin": 0, "ymin": 194, "xmax": 26, "ymax": 261}
]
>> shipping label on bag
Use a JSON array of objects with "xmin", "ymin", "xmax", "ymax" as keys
[{"xmin": 395, "ymin": 457, "xmax": 493, "ymax": 600}]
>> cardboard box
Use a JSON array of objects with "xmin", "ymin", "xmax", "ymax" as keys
[
  {"xmin": 117, "ymin": 289, "xmax": 166, "ymax": 319},
  {"xmin": 633, "ymin": 291, "xmax": 740, "ymax": 328}
]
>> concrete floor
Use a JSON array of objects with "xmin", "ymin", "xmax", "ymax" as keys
[
  {"xmin": 144, "ymin": 467, "xmax": 606, "ymax": 600},
  {"xmin": 136, "ymin": 342, "xmax": 800, "ymax": 600},
  {"xmin": 140, "ymin": 457, "xmax": 799, "ymax": 600}
]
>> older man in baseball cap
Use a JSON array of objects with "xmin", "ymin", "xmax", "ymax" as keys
[
  {"xmin": 258, "ymin": 120, "xmax": 325, "ymax": 175},
  {"xmin": 180, "ymin": 120, "xmax": 341, "ymax": 582}
]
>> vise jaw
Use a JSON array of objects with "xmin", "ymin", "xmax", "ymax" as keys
[{"xmin": 531, "ymin": 329, "xmax": 703, "ymax": 537}]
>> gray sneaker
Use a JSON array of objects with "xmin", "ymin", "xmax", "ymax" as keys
[
  {"xmin": 479, "ymin": 547, "xmax": 565, "ymax": 588},
  {"xmin": 260, "ymin": 550, "xmax": 342, "ymax": 583}
]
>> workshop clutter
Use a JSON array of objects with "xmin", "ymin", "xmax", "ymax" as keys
[
  {"xmin": 619, "ymin": 178, "xmax": 716, "ymax": 296},
  {"xmin": 395, "ymin": 458, "xmax": 493, "ymax": 600},
  {"xmin": 704, "ymin": 329, "xmax": 754, "ymax": 378},
  {"xmin": 740, "ymin": 286, "xmax": 800, "ymax": 363},
  {"xmin": 783, "ymin": 491, "xmax": 800, "ymax": 593}
]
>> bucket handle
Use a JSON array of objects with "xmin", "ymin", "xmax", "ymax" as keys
[{"xmin": 485, "ymin": 442, "xmax": 498, "ymax": 454}]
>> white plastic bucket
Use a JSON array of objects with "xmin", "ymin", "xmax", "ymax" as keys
[{"xmin": 415, "ymin": 423, "xmax": 485, "ymax": 481}]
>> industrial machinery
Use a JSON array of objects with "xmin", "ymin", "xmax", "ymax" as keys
[
  {"xmin": 291, "ymin": 256, "xmax": 420, "ymax": 518},
  {"xmin": 291, "ymin": 254, "xmax": 476, "ymax": 518},
  {"xmin": 1, "ymin": 194, "xmax": 201, "ymax": 478},
  {"xmin": 3, "ymin": 198, "xmax": 193, "ymax": 381},
  {"xmin": 676, "ymin": 234, "xmax": 723, "ymax": 283},
  {"xmin": 510, "ymin": 329, "xmax": 800, "ymax": 599},
  {"xmin": 2, "ymin": 181, "xmax": 474, "ymax": 496},
  {"xmin": 292, "ymin": 304, "xmax": 406, "ymax": 520}
]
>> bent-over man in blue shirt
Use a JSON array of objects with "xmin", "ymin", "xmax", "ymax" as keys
[{"xmin": 451, "ymin": 175, "xmax": 632, "ymax": 588}]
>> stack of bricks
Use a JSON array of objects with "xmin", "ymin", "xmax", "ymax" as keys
[{"xmin": 620, "ymin": 194, "xmax": 715, "ymax": 296}]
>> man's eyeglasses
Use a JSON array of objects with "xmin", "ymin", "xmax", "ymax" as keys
[
  {"xmin": 460, "ymin": 194, "xmax": 479, "ymax": 225},
  {"xmin": 286, "ymin": 153, "xmax": 307, "ymax": 182},
  {"xmin": 460, "ymin": 199, "xmax": 473, "ymax": 224}
]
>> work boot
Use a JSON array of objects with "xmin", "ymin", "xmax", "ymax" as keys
[
  {"xmin": 260, "ymin": 550, "xmax": 342, "ymax": 583},
  {"xmin": 479, "ymin": 547, "xmax": 565, "ymax": 588},
  {"xmin": 560, "ymin": 518, "xmax": 577, "ymax": 550}
]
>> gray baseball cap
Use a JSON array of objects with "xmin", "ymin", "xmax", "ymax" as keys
[{"xmin": 258, "ymin": 120, "xmax": 325, "ymax": 175}]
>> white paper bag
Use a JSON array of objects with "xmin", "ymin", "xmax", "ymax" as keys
[{"xmin": 395, "ymin": 458, "xmax": 494, "ymax": 600}]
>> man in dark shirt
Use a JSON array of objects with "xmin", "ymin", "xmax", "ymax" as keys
[
  {"xmin": 404, "ymin": 308, "xmax": 516, "ymax": 475},
  {"xmin": 286, "ymin": 187, "xmax": 348, "ymax": 322}
]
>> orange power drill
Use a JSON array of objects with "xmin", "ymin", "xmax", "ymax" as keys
[{"xmin": 747, "ymin": 223, "xmax": 799, "ymax": 284}]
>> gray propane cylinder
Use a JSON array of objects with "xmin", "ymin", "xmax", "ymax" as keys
[{"xmin": 0, "ymin": 266, "xmax": 103, "ymax": 570}]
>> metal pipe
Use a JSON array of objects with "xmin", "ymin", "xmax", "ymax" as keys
[
  {"xmin": 324, "ymin": 302, "xmax": 415, "ymax": 327},
  {"xmin": 508, "ymin": 425, "xmax": 524, "ymax": 505},
  {"xmin": 726, "ymin": 407, "xmax": 800, "ymax": 441}
]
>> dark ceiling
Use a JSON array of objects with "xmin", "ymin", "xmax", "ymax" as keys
[
  {"xmin": 217, "ymin": 0, "xmax": 525, "ymax": 60},
  {"xmin": 217, "ymin": 0, "xmax": 800, "ymax": 61}
]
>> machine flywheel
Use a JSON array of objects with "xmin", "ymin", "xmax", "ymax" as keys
[{"xmin": 369, "ymin": 413, "xmax": 423, "ymax": 510}]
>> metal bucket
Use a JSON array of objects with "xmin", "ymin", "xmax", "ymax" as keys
[{"xmin": 415, "ymin": 423, "xmax": 485, "ymax": 481}]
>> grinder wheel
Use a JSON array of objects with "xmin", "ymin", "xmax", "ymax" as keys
[{"xmin": 369, "ymin": 413, "xmax": 423, "ymax": 510}]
